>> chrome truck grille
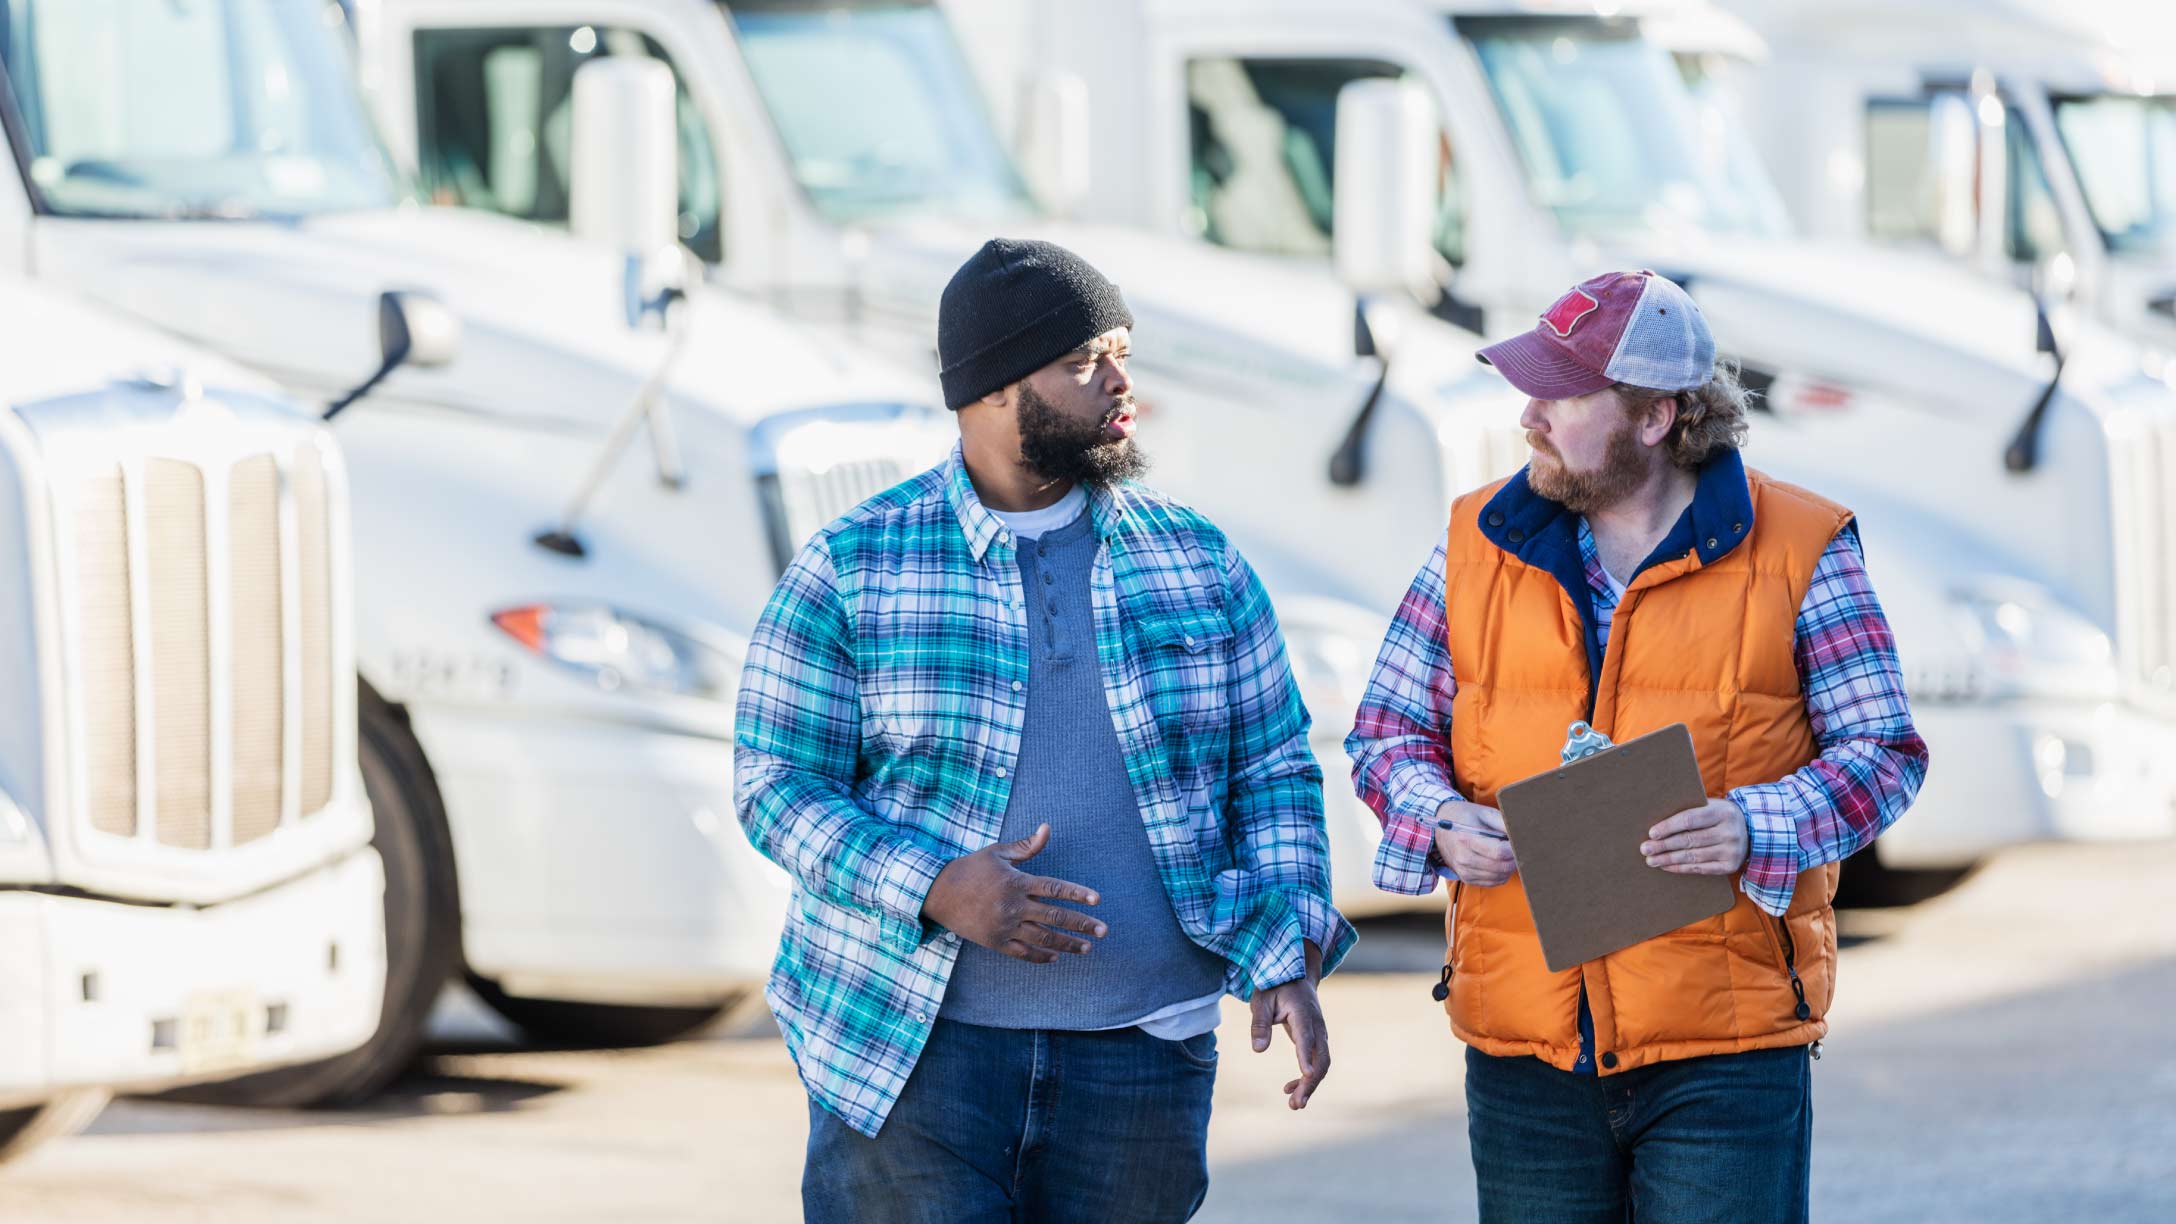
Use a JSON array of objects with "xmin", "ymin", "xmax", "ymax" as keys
[
  {"xmin": 2111, "ymin": 409, "xmax": 2176, "ymax": 705},
  {"xmin": 762, "ymin": 457, "xmax": 910, "ymax": 570},
  {"xmin": 749, "ymin": 406, "xmax": 957, "ymax": 572},
  {"xmin": 63, "ymin": 439, "xmax": 338, "ymax": 852}
]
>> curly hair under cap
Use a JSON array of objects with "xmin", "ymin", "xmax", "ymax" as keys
[{"xmin": 1613, "ymin": 360, "xmax": 1755, "ymax": 470}]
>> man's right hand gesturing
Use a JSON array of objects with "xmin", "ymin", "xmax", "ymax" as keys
[{"xmin": 921, "ymin": 824, "xmax": 1106, "ymax": 962}]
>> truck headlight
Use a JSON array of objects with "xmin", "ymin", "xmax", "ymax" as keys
[
  {"xmin": 1277, "ymin": 597, "xmax": 1392, "ymax": 738},
  {"xmin": 1287, "ymin": 629, "xmax": 1368, "ymax": 725},
  {"xmin": 491, "ymin": 603, "xmax": 741, "ymax": 701},
  {"xmin": 1944, "ymin": 585, "xmax": 2118, "ymax": 701}
]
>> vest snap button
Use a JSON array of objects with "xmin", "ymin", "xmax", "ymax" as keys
[
  {"xmin": 1487, "ymin": 512, "xmax": 1505, "ymax": 527},
  {"xmin": 1508, "ymin": 528, "xmax": 1526, "ymax": 543},
  {"xmin": 1705, "ymin": 537, "xmax": 1718, "ymax": 549},
  {"xmin": 1600, "ymin": 1052, "xmax": 1619, "ymax": 1069}
]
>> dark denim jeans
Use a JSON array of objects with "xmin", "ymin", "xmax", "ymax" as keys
[
  {"xmin": 1465, "ymin": 1044, "xmax": 1812, "ymax": 1224},
  {"xmin": 804, "ymin": 1018, "xmax": 1218, "ymax": 1224}
]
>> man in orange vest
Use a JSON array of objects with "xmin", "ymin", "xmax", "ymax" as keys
[{"xmin": 1347, "ymin": 270, "xmax": 1928, "ymax": 1222}]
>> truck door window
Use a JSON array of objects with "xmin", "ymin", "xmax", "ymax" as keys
[
  {"xmin": 2052, "ymin": 94, "xmax": 2176, "ymax": 257},
  {"xmin": 2006, "ymin": 113, "xmax": 2066, "ymax": 266},
  {"xmin": 1185, "ymin": 56, "xmax": 1466, "ymax": 265},
  {"xmin": 1864, "ymin": 99, "xmax": 1943, "ymax": 243},
  {"xmin": 1865, "ymin": 95, "xmax": 2066, "ymax": 265},
  {"xmin": 412, "ymin": 25, "xmax": 723, "ymax": 261}
]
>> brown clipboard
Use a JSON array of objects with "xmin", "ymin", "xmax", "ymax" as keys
[{"xmin": 1496, "ymin": 723, "xmax": 1736, "ymax": 972}]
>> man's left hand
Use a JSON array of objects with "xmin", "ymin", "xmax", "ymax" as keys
[
  {"xmin": 1249, "ymin": 941, "xmax": 1329, "ymax": 1111},
  {"xmin": 1643, "ymin": 798, "xmax": 1750, "ymax": 875}
]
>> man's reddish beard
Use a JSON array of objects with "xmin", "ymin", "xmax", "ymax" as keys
[{"xmin": 1527, "ymin": 420, "xmax": 1649, "ymax": 513}]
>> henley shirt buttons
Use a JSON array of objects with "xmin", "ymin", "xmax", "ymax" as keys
[{"xmin": 1012, "ymin": 680, "xmax": 1024, "ymax": 693}]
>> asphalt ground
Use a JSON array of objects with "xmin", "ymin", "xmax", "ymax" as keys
[{"xmin": 1, "ymin": 840, "xmax": 2171, "ymax": 1222}]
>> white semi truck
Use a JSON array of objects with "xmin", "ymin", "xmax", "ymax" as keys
[
  {"xmin": 0, "ymin": 0, "xmax": 959, "ymax": 1102},
  {"xmin": 1701, "ymin": 0, "xmax": 2176, "ymax": 355},
  {"xmin": 349, "ymin": 0, "xmax": 1542, "ymax": 918},
  {"xmin": 356, "ymin": 0, "xmax": 2176, "ymax": 883},
  {"xmin": 1, "ymin": 281, "xmax": 384, "ymax": 1161},
  {"xmin": 944, "ymin": 0, "xmax": 2176, "ymax": 875}
]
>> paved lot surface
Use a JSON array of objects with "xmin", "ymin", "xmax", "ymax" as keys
[{"xmin": 1, "ymin": 841, "xmax": 2171, "ymax": 1222}]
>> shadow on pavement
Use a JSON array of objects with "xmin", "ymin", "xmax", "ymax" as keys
[
  {"xmin": 90, "ymin": 1064, "xmax": 569, "ymax": 1137},
  {"xmin": 1199, "ymin": 953, "xmax": 2176, "ymax": 1224}
]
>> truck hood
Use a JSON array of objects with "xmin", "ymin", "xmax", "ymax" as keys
[
  {"xmin": 859, "ymin": 215, "xmax": 1484, "ymax": 383},
  {"xmin": 31, "ymin": 208, "xmax": 937, "ymax": 430},
  {"xmin": 1609, "ymin": 234, "xmax": 2060, "ymax": 385},
  {"xmin": 0, "ymin": 279, "xmax": 276, "ymax": 409}
]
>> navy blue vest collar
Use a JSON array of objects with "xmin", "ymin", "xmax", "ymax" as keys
[{"xmin": 1475, "ymin": 448, "xmax": 1755, "ymax": 579}]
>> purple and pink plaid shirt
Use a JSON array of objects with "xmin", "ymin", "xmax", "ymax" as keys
[{"xmin": 1346, "ymin": 508, "xmax": 1928, "ymax": 916}]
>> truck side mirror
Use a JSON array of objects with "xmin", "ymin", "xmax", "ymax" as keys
[
  {"xmin": 1331, "ymin": 78, "xmax": 1437, "ymax": 301},
  {"xmin": 325, "ymin": 290, "xmax": 461, "ymax": 420},
  {"xmin": 1967, "ymin": 69, "xmax": 2010, "ymax": 277},
  {"xmin": 569, "ymin": 57, "xmax": 680, "ymax": 258},
  {"xmin": 1927, "ymin": 92, "xmax": 1979, "ymax": 260},
  {"xmin": 382, "ymin": 291, "xmax": 461, "ymax": 370},
  {"xmin": 1019, "ymin": 73, "xmax": 1090, "ymax": 216}
]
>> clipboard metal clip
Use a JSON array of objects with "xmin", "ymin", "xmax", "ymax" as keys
[{"xmin": 1559, "ymin": 720, "xmax": 1616, "ymax": 764}]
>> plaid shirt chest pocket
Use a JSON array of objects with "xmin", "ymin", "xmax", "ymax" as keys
[
  {"xmin": 1131, "ymin": 605, "xmax": 1236, "ymax": 777},
  {"xmin": 855, "ymin": 574, "xmax": 1017, "ymax": 769}
]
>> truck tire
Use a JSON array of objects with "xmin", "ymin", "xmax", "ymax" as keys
[
  {"xmin": 0, "ymin": 1091, "xmax": 110, "ymax": 1164},
  {"xmin": 467, "ymin": 975, "xmax": 742, "ymax": 1048},
  {"xmin": 161, "ymin": 685, "xmax": 462, "ymax": 1108}
]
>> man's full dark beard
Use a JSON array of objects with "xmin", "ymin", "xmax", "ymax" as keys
[{"xmin": 1017, "ymin": 383, "xmax": 1149, "ymax": 489}]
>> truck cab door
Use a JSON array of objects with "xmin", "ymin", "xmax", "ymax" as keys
[
  {"xmin": 1177, "ymin": 52, "xmax": 1484, "ymax": 331},
  {"xmin": 401, "ymin": 21, "xmax": 725, "ymax": 265},
  {"xmin": 1865, "ymin": 85, "xmax": 2079, "ymax": 296}
]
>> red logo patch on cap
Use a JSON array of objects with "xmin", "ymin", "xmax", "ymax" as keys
[{"xmin": 1541, "ymin": 289, "xmax": 1600, "ymax": 338}]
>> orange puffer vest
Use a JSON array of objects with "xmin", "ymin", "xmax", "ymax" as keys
[{"xmin": 1441, "ymin": 461, "xmax": 1850, "ymax": 1074}]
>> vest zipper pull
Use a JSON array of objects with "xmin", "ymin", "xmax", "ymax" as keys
[
  {"xmin": 1777, "ymin": 916, "xmax": 1813, "ymax": 1021},
  {"xmin": 1431, "ymin": 963, "xmax": 1452, "ymax": 1002},
  {"xmin": 1810, "ymin": 1040, "xmax": 1823, "ymax": 1061}
]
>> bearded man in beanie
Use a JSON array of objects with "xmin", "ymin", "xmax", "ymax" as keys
[
  {"xmin": 735, "ymin": 238, "xmax": 1353, "ymax": 1223},
  {"xmin": 1347, "ymin": 271, "xmax": 1928, "ymax": 1222}
]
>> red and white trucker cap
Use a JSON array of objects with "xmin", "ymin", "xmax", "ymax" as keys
[{"xmin": 1476, "ymin": 270, "xmax": 1714, "ymax": 399}]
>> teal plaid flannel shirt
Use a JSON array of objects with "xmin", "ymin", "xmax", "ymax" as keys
[{"xmin": 734, "ymin": 445, "xmax": 1356, "ymax": 1136}]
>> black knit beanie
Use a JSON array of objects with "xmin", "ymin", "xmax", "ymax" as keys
[{"xmin": 937, "ymin": 238, "xmax": 1134, "ymax": 409}]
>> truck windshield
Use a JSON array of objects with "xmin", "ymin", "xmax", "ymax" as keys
[
  {"xmin": 726, "ymin": 1, "xmax": 1032, "ymax": 223},
  {"xmin": 2052, "ymin": 93, "xmax": 2176, "ymax": 257},
  {"xmin": 0, "ymin": 0, "xmax": 398, "ymax": 219},
  {"xmin": 1457, "ymin": 16, "xmax": 1788, "ymax": 241}
]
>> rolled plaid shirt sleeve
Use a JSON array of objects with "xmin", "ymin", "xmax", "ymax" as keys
[
  {"xmin": 733, "ymin": 535, "xmax": 953, "ymax": 954},
  {"xmin": 1730, "ymin": 524, "xmax": 1930, "ymax": 916},
  {"xmin": 1217, "ymin": 547, "xmax": 1357, "ymax": 993},
  {"xmin": 1346, "ymin": 540, "xmax": 1463, "ymax": 895}
]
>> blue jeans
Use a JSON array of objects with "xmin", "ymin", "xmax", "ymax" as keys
[
  {"xmin": 803, "ymin": 1018, "xmax": 1218, "ymax": 1223},
  {"xmin": 1465, "ymin": 1044, "xmax": 1812, "ymax": 1224}
]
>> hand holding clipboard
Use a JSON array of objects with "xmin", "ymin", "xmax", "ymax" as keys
[{"xmin": 1493, "ymin": 722, "xmax": 1738, "ymax": 972}]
